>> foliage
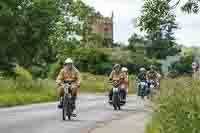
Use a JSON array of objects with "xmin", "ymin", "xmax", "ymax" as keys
[
  {"xmin": 15, "ymin": 65, "xmax": 32, "ymax": 80},
  {"xmin": 72, "ymin": 48, "xmax": 112, "ymax": 74},
  {"xmin": 0, "ymin": 0, "xmax": 57, "ymax": 76},
  {"xmin": 48, "ymin": 63, "xmax": 62, "ymax": 79},
  {"xmin": 169, "ymin": 52, "xmax": 193, "ymax": 76},
  {"xmin": 146, "ymin": 77, "xmax": 200, "ymax": 133},
  {"xmin": 0, "ymin": 79, "xmax": 57, "ymax": 107},
  {"xmin": 182, "ymin": 0, "xmax": 200, "ymax": 13},
  {"xmin": 127, "ymin": 33, "xmax": 146, "ymax": 52},
  {"xmin": 138, "ymin": 0, "xmax": 180, "ymax": 59},
  {"xmin": 0, "ymin": 73, "xmax": 136, "ymax": 107}
]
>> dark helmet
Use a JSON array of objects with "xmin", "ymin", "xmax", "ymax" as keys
[{"xmin": 113, "ymin": 64, "xmax": 121, "ymax": 69}]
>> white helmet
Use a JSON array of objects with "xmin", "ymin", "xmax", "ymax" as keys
[
  {"xmin": 192, "ymin": 62, "xmax": 197, "ymax": 69},
  {"xmin": 64, "ymin": 58, "xmax": 73, "ymax": 64},
  {"xmin": 121, "ymin": 67, "xmax": 128, "ymax": 72},
  {"xmin": 140, "ymin": 67, "xmax": 146, "ymax": 72}
]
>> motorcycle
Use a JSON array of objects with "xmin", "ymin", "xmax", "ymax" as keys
[
  {"xmin": 147, "ymin": 80, "xmax": 156, "ymax": 99},
  {"xmin": 62, "ymin": 80, "xmax": 74, "ymax": 120},
  {"xmin": 110, "ymin": 80, "xmax": 125, "ymax": 110},
  {"xmin": 137, "ymin": 80, "xmax": 148, "ymax": 99}
]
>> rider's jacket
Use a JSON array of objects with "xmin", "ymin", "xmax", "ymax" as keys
[
  {"xmin": 137, "ymin": 72, "xmax": 147, "ymax": 81},
  {"xmin": 57, "ymin": 67, "xmax": 81, "ymax": 85},
  {"xmin": 121, "ymin": 72, "xmax": 129, "ymax": 90},
  {"xmin": 146, "ymin": 71, "xmax": 158, "ymax": 81},
  {"xmin": 109, "ymin": 70, "xmax": 125, "ymax": 81}
]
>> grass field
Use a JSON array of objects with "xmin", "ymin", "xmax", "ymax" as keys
[
  {"xmin": 145, "ymin": 77, "xmax": 200, "ymax": 133},
  {"xmin": 0, "ymin": 73, "xmax": 136, "ymax": 107}
]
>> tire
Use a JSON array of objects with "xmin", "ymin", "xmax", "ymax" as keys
[
  {"xmin": 118, "ymin": 105, "xmax": 121, "ymax": 110},
  {"xmin": 138, "ymin": 86, "xmax": 144, "ymax": 99},
  {"xmin": 113, "ymin": 94, "xmax": 118, "ymax": 110},
  {"xmin": 62, "ymin": 96, "xmax": 67, "ymax": 121},
  {"xmin": 68, "ymin": 114, "xmax": 71, "ymax": 120},
  {"xmin": 62, "ymin": 108, "xmax": 66, "ymax": 120},
  {"xmin": 66, "ymin": 98, "xmax": 72, "ymax": 120}
]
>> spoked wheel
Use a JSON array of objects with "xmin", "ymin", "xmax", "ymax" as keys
[
  {"xmin": 118, "ymin": 105, "xmax": 121, "ymax": 110},
  {"xmin": 113, "ymin": 95, "xmax": 118, "ymax": 110},
  {"xmin": 139, "ymin": 86, "xmax": 145, "ymax": 99},
  {"xmin": 113, "ymin": 94, "xmax": 120, "ymax": 111},
  {"xmin": 67, "ymin": 114, "xmax": 71, "ymax": 120},
  {"xmin": 62, "ymin": 95, "xmax": 73, "ymax": 121},
  {"xmin": 62, "ymin": 96, "xmax": 67, "ymax": 120},
  {"xmin": 67, "ymin": 101, "xmax": 72, "ymax": 120}
]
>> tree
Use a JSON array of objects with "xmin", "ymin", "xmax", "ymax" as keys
[
  {"xmin": 182, "ymin": 0, "xmax": 200, "ymax": 13},
  {"xmin": 127, "ymin": 33, "xmax": 146, "ymax": 52},
  {"xmin": 50, "ymin": 0, "xmax": 104, "ymax": 63},
  {"xmin": 0, "ymin": 0, "xmax": 57, "ymax": 76},
  {"xmin": 138, "ymin": 0, "xmax": 180, "ymax": 59}
]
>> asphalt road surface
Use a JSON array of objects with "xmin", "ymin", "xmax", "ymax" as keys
[{"xmin": 0, "ymin": 94, "xmax": 149, "ymax": 133}]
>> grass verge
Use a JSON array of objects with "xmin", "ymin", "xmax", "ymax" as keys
[
  {"xmin": 145, "ymin": 77, "xmax": 200, "ymax": 133},
  {"xmin": 0, "ymin": 73, "xmax": 136, "ymax": 107}
]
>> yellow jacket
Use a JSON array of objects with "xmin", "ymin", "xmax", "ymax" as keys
[{"xmin": 56, "ymin": 67, "xmax": 81, "ymax": 85}]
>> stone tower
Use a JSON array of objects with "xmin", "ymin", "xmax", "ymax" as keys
[{"xmin": 90, "ymin": 12, "xmax": 114, "ymax": 47}]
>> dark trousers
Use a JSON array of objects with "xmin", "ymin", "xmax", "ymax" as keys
[{"xmin": 109, "ymin": 89, "xmax": 126, "ymax": 101}]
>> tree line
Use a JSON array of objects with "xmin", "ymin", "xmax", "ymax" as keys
[{"xmin": 0, "ymin": 0, "xmax": 199, "ymax": 78}]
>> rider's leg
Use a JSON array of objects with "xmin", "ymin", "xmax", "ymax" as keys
[
  {"xmin": 57, "ymin": 86, "xmax": 64, "ymax": 108},
  {"xmin": 72, "ymin": 86, "xmax": 78, "ymax": 108},
  {"xmin": 120, "ymin": 89, "xmax": 126, "ymax": 101},
  {"xmin": 109, "ymin": 89, "xmax": 113, "ymax": 103}
]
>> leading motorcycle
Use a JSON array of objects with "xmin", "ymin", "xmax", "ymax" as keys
[
  {"xmin": 109, "ymin": 80, "xmax": 125, "ymax": 110},
  {"xmin": 137, "ymin": 80, "xmax": 148, "ymax": 99},
  {"xmin": 62, "ymin": 80, "xmax": 74, "ymax": 120}
]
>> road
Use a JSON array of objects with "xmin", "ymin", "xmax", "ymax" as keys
[{"xmin": 0, "ymin": 94, "xmax": 150, "ymax": 133}]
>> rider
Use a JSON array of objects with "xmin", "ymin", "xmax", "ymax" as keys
[
  {"xmin": 121, "ymin": 67, "xmax": 129, "ymax": 101},
  {"xmin": 56, "ymin": 58, "xmax": 81, "ymax": 116},
  {"xmin": 108, "ymin": 64, "xmax": 125, "ymax": 103},
  {"xmin": 146, "ymin": 65, "xmax": 160, "ymax": 90},
  {"xmin": 137, "ymin": 67, "xmax": 147, "ymax": 97},
  {"xmin": 137, "ymin": 67, "xmax": 147, "ymax": 82}
]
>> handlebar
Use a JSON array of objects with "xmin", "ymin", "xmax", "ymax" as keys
[{"xmin": 63, "ymin": 80, "xmax": 75, "ymax": 84}]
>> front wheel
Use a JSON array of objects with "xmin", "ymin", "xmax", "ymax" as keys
[
  {"xmin": 62, "ymin": 96, "xmax": 67, "ymax": 120},
  {"xmin": 113, "ymin": 93, "xmax": 120, "ymax": 110},
  {"xmin": 67, "ymin": 99, "xmax": 73, "ymax": 120}
]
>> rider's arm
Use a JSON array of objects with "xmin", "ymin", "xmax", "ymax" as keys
[
  {"xmin": 109, "ymin": 71, "xmax": 114, "ymax": 81},
  {"xmin": 56, "ymin": 69, "xmax": 64, "ymax": 85},
  {"xmin": 75, "ymin": 70, "xmax": 81, "ymax": 87},
  {"xmin": 156, "ymin": 72, "xmax": 161, "ymax": 80},
  {"xmin": 146, "ymin": 72, "xmax": 149, "ymax": 81}
]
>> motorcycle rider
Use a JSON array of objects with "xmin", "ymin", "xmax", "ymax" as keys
[
  {"xmin": 137, "ymin": 67, "xmax": 148, "ymax": 97},
  {"xmin": 108, "ymin": 64, "xmax": 125, "ymax": 103},
  {"xmin": 121, "ymin": 67, "xmax": 129, "ymax": 101},
  {"xmin": 192, "ymin": 61, "xmax": 199, "ymax": 80},
  {"xmin": 137, "ymin": 67, "xmax": 147, "ymax": 82},
  {"xmin": 146, "ymin": 65, "xmax": 161, "ymax": 90},
  {"xmin": 56, "ymin": 58, "xmax": 81, "ymax": 116}
]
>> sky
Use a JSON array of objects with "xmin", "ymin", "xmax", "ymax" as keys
[{"xmin": 83, "ymin": 0, "xmax": 200, "ymax": 47}]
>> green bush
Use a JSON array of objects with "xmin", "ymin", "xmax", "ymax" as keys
[
  {"xmin": 73, "ymin": 48, "xmax": 112, "ymax": 74},
  {"xmin": 48, "ymin": 63, "xmax": 62, "ymax": 79},
  {"xmin": 170, "ymin": 54, "xmax": 193, "ymax": 76},
  {"xmin": 15, "ymin": 65, "xmax": 32, "ymax": 80},
  {"xmin": 146, "ymin": 77, "xmax": 200, "ymax": 133}
]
